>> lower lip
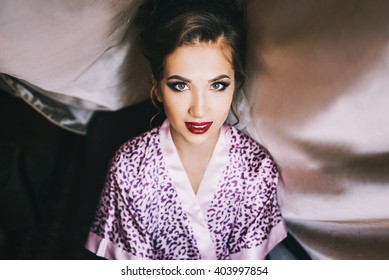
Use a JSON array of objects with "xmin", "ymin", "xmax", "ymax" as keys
[{"xmin": 185, "ymin": 122, "xmax": 213, "ymax": 134}]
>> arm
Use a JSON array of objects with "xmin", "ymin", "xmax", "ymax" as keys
[
  {"xmin": 230, "ymin": 154, "xmax": 287, "ymax": 260},
  {"xmin": 86, "ymin": 144, "xmax": 155, "ymax": 260}
]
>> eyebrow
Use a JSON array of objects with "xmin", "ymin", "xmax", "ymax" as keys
[
  {"xmin": 208, "ymin": 74, "xmax": 231, "ymax": 83},
  {"xmin": 166, "ymin": 75, "xmax": 191, "ymax": 83},
  {"xmin": 166, "ymin": 74, "xmax": 231, "ymax": 83}
]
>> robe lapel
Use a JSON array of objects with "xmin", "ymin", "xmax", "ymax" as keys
[
  {"xmin": 196, "ymin": 124, "xmax": 230, "ymax": 215},
  {"xmin": 159, "ymin": 120, "xmax": 229, "ymax": 259}
]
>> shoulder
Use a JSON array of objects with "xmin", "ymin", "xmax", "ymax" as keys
[
  {"xmin": 227, "ymin": 126, "xmax": 278, "ymax": 178},
  {"xmin": 109, "ymin": 127, "xmax": 160, "ymax": 173}
]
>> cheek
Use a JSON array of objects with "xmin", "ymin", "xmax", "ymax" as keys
[
  {"xmin": 162, "ymin": 95, "xmax": 186, "ymax": 118},
  {"xmin": 216, "ymin": 91, "xmax": 234, "ymax": 112}
]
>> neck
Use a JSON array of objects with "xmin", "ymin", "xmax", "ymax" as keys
[{"xmin": 169, "ymin": 126, "xmax": 222, "ymax": 194}]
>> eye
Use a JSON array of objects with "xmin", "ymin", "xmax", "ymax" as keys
[
  {"xmin": 167, "ymin": 82, "xmax": 189, "ymax": 92},
  {"xmin": 210, "ymin": 82, "xmax": 230, "ymax": 91}
]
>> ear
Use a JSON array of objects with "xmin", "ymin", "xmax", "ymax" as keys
[{"xmin": 151, "ymin": 76, "xmax": 163, "ymax": 102}]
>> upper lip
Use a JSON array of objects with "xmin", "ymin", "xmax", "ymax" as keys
[
  {"xmin": 186, "ymin": 122, "xmax": 212, "ymax": 125},
  {"xmin": 186, "ymin": 122, "xmax": 213, "ymax": 128}
]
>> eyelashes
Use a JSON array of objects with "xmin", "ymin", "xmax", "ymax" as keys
[
  {"xmin": 167, "ymin": 82, "xmax": 189, "ymax": 92},
  {"xmin": 166, "ymin": 81, "xmax": 231, "ymax": 92},
  {"xmin": 210, "ymin": 82, "xmax": 230, "ymax": 91}
]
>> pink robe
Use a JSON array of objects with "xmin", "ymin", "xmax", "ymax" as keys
[{"xmin": 86, "ymin": 120, "xmax": 287, "ymax": 259}]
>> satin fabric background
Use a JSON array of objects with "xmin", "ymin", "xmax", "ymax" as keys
[
  {"xmin": 1, "ymin": 0, "xmax": 389, "ymax": 259},
  {"xmin": 0, "ymin": 0, "xmax": 150, "ymax": 111}
]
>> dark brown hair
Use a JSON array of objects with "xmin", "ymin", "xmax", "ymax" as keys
[{"xmin": 134, "ymin": 0, "xmax": 247, "ymax": 88}]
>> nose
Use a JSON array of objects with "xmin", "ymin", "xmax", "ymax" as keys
[{"xmin": 189, "ymin": 90, "xmax": 206, "ymax": 118}]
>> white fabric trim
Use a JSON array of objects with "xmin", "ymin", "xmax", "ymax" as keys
[
  {"xmin": 230, "ymin": 221, "xmax": 288, "ymax": 260},
  {"xmin": 196, "ymin": 124, "xmax": 230, "ymax": 216},
  {"xmin": 159, "ymin": 120, "xmax": 219, "ymax": 259},
  {"xmin": 85, "ymin": 232, "xmax": 145, "ymax": 260}
]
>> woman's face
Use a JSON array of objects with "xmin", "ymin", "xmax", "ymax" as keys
[{"xmin": 157, "ymin": 42, "xmax": 235, "ymax": 147}]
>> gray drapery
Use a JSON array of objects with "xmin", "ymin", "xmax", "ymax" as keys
[{"xmin": 1, "ymin": 0, "xmax": 388, "ymax": 259}]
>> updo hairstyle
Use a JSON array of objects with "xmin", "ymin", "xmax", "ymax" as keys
[{"xmin": 134, "ymin": 0, "xmax": 247, "ymax": 90}]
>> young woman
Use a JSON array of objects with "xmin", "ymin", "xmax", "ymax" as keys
[{"xmin": 85, "ymin": 0, "xmax": 287, "ymax": 260}]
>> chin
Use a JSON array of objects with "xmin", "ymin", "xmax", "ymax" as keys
[
  {"xmin": 184, "ymin": 135, "xmax": 209, "ymax": 146},
  {"xmin": 186, "ymin": 129, "xmax": 220, "ymax": 145}
]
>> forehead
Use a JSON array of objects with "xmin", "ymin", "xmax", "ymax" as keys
[{"xmin": 164, "ymin": 42, "xmax": 234, "ymax": 78}]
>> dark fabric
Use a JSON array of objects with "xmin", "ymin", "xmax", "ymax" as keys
[
  {"xmin": 0, "ymin": 143, "xmax": 35, "ymax": 232},
  {"xmin": 0, "ymin": 90, "xmax": 85, "ymax": 259},
  {"xmin": 0, "ymin": 90, "xmax": 162, "ymax": 259}
]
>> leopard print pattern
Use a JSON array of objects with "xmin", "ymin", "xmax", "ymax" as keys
[{"xmin": 206, "ymin": 128, "xmax": 283, "ymax": 259}]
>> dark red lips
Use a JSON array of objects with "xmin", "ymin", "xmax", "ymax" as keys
[{"xmin": 185, "ymin": 122, "xmax": 213, "ymax": 134}]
